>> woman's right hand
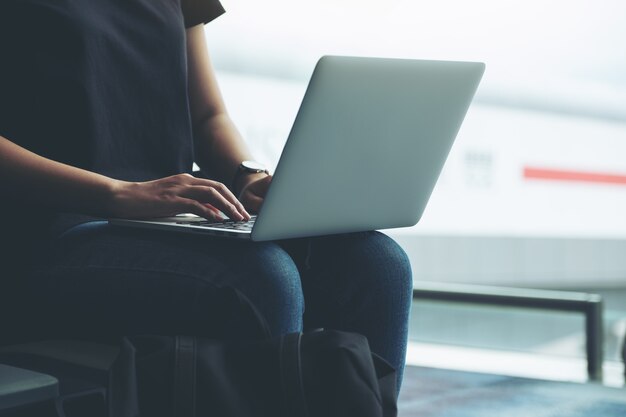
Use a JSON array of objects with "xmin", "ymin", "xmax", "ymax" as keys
[{"xmin": 109, "ymin": 173, "xmax": 250, "ymax": 222}]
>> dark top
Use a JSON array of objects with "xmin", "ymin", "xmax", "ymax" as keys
[{"xmin": 0, "ymin": 0, "xmax": 224, "ymax": 268}]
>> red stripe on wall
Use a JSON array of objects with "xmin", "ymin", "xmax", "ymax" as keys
[{"xmin": 524, "ymin": 167, "xmax": 626, "ymax": 185}]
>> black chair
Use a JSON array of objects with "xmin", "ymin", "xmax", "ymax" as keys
[
  {"xmin": 0, "ymin": 267, "xmax": 112, "ymax": 416},
  {"xmin": 623, "ymin": 336, "xmax": 626, "ymax": 378}
]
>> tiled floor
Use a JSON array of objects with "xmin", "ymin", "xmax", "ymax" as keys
[{"xmin": 405, "ymin": 341, "xmax": 624, "ymax": 387}]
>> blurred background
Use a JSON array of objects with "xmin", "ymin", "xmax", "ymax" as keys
[{"xmin": 202, "ymin": 0, "xmax": 626, "ymax": 381}]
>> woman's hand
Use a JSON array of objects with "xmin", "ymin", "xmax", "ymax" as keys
[
  {"xmin": 237, "ymin": 174, "xmax": 272, "ymax": 214},
  {"xmin": 110, "ymin": 173, "xmax": 250, "ymax": 222}
]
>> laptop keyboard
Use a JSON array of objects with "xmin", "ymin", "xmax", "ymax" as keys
[{"xmin": 175, "ymin": 216, "xmax": 256, "ymax": 231}]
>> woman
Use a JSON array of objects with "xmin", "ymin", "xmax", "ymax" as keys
[{"xmin": 0, "ymin": 0, "xmax": 412, "ymax": 393}]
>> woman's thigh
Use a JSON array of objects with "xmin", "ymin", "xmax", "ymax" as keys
[{"xmin": 26, "ymin": 223, "xmax": 304, "ymax": 339}]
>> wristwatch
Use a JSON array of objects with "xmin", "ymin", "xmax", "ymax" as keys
[
  {"xmin": 238, "ymin": 160, "xmax": 269, "ymax": 176},
  {"xmin": 233, "ymin": 160, "xmax": 269, "ymax": 192}
]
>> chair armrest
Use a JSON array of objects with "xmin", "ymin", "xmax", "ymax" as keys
[{"xmin": 0, "ymin": 364, "xmax": 58, "ymax": 411}]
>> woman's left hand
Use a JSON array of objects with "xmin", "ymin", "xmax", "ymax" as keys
[{"xmin": 238, "ymin": 174, "xmax": 272, "ymax": 213}]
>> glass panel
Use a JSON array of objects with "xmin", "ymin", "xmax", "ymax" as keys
[{"xmin": 408, "ymin": 287, "xmax": 625, "ymax": 363}]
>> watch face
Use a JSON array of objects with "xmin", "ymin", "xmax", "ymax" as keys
[{"xmin": 242, "ymin": 160, "xmax": 267, "ymax": 172}]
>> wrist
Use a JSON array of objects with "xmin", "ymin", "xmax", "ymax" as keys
[
  {"xmin": 232, "ymin": 160, "xmax": 269, "ymax": 195},
  {"xmin": 234, "ymin": 171, "xmax": 268, "ymax": 196},
  {"xmin": 106, "ymin": 179, "xmax": 134, "ymax": 217}
]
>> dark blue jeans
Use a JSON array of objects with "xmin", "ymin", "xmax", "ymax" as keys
[{"xmin": 29, "ymin": 222, "xmax": 413, "ymax": 392}]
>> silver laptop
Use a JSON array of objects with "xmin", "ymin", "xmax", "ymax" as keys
[{"xmin": 109, "ymin": 55, "xmax": 485, "ymax": 241}]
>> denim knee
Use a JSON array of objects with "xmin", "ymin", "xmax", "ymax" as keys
[
  {"xmin": 354, "ymin": 232, "xmax": 412, "ymax": 319},
  {"xmin": 326, "ymin": 231, "xmax": 413, "ymax": 304},
  {"xmin": 234, "ymin": 242, "xmax": 305, "ymax": 336},
  {"xmin": 366, "ymin": 232, "xmax": 413, "ymax": 298}
]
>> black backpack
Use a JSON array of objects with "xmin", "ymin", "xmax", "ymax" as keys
[{"xmin": 109, "ymin": 287, "xmax": 398, "ymax": 417}]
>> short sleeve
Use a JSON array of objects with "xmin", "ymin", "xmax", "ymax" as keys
[{"xmin": 180, "ymin": 0, "xmax": 225, "ymax": 28}]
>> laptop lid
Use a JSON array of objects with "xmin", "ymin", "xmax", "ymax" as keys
[{"xmin": 251, "ymin": 55, "xmax": 485, "ymax": 241}]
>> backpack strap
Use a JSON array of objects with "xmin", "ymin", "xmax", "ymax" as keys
[
  {"xmin": 174, "ymin": 336, "xmax": 197, "ymax": 417},
  {"xmin": 280, "ymin": 333, "xmax": 309, "ymax": 417}
]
